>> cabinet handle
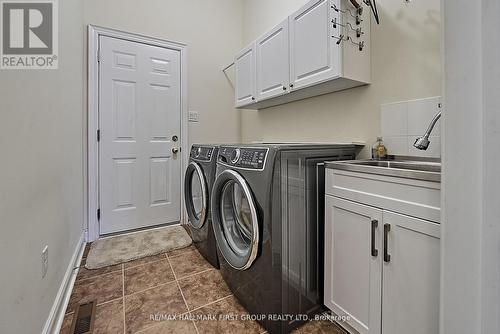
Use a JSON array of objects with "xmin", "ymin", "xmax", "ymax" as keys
[
  {"xmin": 384, "ymin": 223, "xmax": 391, "ymax": 263},
  {"xmin": 371, "ymin": 220, "xmax": 378, "ymax": 257}
]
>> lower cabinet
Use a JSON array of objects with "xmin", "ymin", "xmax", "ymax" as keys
[
  {"xmin": 324, "ymin": 196, "xmax": 440, "ymax": 334},
  {"xmin": 381, "ymin": 210, "xmax": 440, "ymax": 334}
]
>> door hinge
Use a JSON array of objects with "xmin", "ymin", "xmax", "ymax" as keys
[
  {"xmin": 97, "ymin": 129, "xmax": 100, "ymax": 142},
  {"xmin": 97, "ymin": 209, "xmax": 101, "ymax": 221}
]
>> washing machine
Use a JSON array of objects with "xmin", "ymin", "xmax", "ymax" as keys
[
  {"xmin": 210, "ymin": 143, "xmax": 359, "ymax": 333},
  {"xmin": 184, "ymin": 144, "xmax": 219, "ymax": 268}
]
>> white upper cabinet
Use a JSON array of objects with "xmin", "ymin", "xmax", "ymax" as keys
[
  {"xmin": 289, "ymin": 0, "xmax": 340, "ymax": 90},
  {"xmin": 233, "ymin": 0, "xmax": 371, "ymax": 109},
  {"xmin": 235, "ymin": 42, "xmax": 256, "ymax": 107},
  {"xmin": 256, "ymin": 19, "xmax": 290, "ymax": 101}
]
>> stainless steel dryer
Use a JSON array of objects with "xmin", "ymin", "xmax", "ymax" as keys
[
  {"xmin": 184, "ymin": 144, "xmax": 219, "ymax": 268},
  {"xmin": 210, "ymin": 143, "xmax": 359, "ymax": 333}
]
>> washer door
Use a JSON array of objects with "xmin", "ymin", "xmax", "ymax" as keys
[
  {"xmin": 211, "ymin": 169, "xmax": 259, "ymax": 270},
  {"xmin": 184, "ymin": 162, "xmax": 208, "ymax": 229}
]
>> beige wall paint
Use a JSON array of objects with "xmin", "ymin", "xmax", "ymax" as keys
[
  {"xmin": 0, "ymin": 0, "xmax": 85, "ymax": 333},
  {"xmin": 83, "ymin": 0, "xmax": 244, "ymax": 146},
  {"xmin": 241, "ymin": 0, "xmax": 441, "ymax": 157}
]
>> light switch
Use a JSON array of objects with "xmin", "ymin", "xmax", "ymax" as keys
[{"xmin": 188, "ymin": 111, "xmax": 199, "ymax": 122}]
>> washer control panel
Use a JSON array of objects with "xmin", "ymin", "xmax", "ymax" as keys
[
  {"xmin": 190, "ymin": 146, "xmax": 215, "ymax": 162},
  {"xmin": 218, "ymin": 147, "xmax": 268, "ymax": 170}
]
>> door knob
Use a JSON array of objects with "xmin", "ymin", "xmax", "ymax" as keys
[{"xmin": 172, "ymin": 147, "xmax": 180, "ymax": 154}]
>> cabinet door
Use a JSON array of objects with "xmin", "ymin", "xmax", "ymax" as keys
[
  {"xmin": 325, "ymin": 196, "xmax": 382, "ymax": 334},
  {"xmin": 235, "ymin": 43, "xmax": 256, "ymax": 107},
  {"xmin": 289, "ymin": 0, "xmax": 341, "ymax": 90},
  {"xmin": 256, "ymin": 19, "xmax": 290, "ymax": 101},
  {"xmin": 382, "ymin": 211, "xmax": 440, "ymax": 334}
]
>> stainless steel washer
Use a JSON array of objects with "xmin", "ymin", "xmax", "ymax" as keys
[
  {"xmin": 211, "ymin": 143, "xmax": 360, "ymax": 333},
  {"xmin": 184, "ymin": 145, "xmax": 220, "ymax": 268}
]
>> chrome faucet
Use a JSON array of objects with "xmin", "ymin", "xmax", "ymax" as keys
[{"xmin": 413, "ymin": 112, "xmax": 441, "ymax": 150}]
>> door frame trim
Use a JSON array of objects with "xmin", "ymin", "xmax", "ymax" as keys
[{"xmin": 87, "ymin": 25, "xmax": 189, "ymax": 242}]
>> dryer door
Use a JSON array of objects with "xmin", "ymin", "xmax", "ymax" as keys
[
  {"xmin": 184, "ymin": 162, "xmax": 208, "ymax": 229},
  {"xmin": 211, "ymin": 169, "xmax": 259, "ymax": 270}
]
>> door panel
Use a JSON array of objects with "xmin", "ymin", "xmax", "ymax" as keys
[
  {"xmin": 99, "ymin": 36, "xmax": 181, "ymax": 235},
  {"xmin": 113, "ymin": 158, "xmax": 135, "ymax": 210},
  {"xmin": 112, "ymin": 80, "xmax": 136, "ymax": 139},
  {"xmin": 382, "ymin": 211, "xmax": 440, "ymax": 334},
  {"xmin": 324, "ymin": 196, "xmax": 382, "ymax": 334},
  {"xmin": 150, "ymin": 157, "xmax": 170, "ymax": 205},
  {"xmin": 256, "ymin": 19, "xmax": 289, "ymax": 100},
  {"xmin": 184, "ymin": 162, "xmax": 208, "ymax": 229},
  {"xmin": 235, "ymin": 43, "xmax": 256, "ymax": 107},
  {"xmin": 289, "ymin": 0, "xmax": 341, "ymax": 90},
  {"xmin": 211, "ymin": 170, "xmax": 259, "ymax": 270}
]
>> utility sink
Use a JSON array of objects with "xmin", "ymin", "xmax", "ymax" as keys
[{"xmin": 325, "ymin": 158, "xmax": 441, "ymax": 182}]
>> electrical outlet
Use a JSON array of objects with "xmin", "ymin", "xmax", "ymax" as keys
[
  {"xmin": 41, "ymin": 245, "xmax": 49, "ymax": 278},
  {"xmin": 188, "ymin": 111, "xmax": 199, "ymax": 123}
]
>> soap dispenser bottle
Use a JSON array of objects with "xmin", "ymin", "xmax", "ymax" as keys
[{"xmin": 372, "ymin": 137, "xmax": 387, "ymax": 160}]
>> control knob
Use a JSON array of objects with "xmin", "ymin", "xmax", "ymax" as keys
[{"xmin": 231, "ymin": 148, "xmax": 241, "ymax": 164}]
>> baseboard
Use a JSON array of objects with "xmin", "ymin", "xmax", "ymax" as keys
[{"xmin": 42, "ymin": 233, "xmax": 85, "ymax": 334}]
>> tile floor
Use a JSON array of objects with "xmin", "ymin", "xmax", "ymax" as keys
[{"xmin": 61, "ymin": 244, "xmax": 347, "ymax": 334}]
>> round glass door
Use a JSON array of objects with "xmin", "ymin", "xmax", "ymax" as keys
[
  {"xmin": 220, "ymin": 181, "xmax": 254, "ymax": 256},
  {"xmin": 211, "ymin": 170, "xmax": 259, "ymax": 270},
  {"xmin": 184, "ymin": 162, "xmax": 208, "ymax": 229}
]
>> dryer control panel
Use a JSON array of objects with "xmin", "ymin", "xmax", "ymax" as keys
[
  {"xmin": 190, "ymin": 146, "xmax": 215, "ymax": 162},
  {"xmin": 218, "ymin": 147, "xmax": 268, "ymax": 170}
]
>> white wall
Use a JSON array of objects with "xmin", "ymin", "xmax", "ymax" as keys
[
  {"xmin": 380, "ymin": 96, "xmax": 442, "ymax": 158},
  {"xmin": 0, "ymin": 0, "xmax": 85, "ymax": 333},
  {"xmin": 83, "ymin": 0, "xmax": 244, "ymax": 146},
  {"xmin": 481, "ymin": 0, "xmax": 500, "ymax": 331},
  {"xmin": 441, "ymin": 0, "xmax": 500, "ymax": 333},
  {"xmin": 240, "ymin": 0, "xmax": 441, "ymax": 157}
]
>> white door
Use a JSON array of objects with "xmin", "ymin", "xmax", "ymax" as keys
[
  {"xmin": 235, "ymin": 42, "xmax": 256, "ymax": 107},
  {"xmin": 382, "ymin": 211, "xmax": 440, "ymax": 334},
  {"xmin": 289, "ymin": 0, "xmax": 341, "ymax": 90},
  {"xmin": 324, "ymin": 196, "xmax": 382, "ymax": 334},
  {"xmin": 99, "ymin": 36, "xmax": 181, "ymax": 235},
  {"xmin": 256, "ymin": 19, "xmax": 290, "ymax": 100}
]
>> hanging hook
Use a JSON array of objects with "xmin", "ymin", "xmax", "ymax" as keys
[
  {"xmin": 347, "ymin": 36, "xmax": 365, "ymax": 51},
  {"xmin": 332, "ymin": 18, "xmax": 364, "ymax": 38},
  {"xmin": 331, "ymin": 4, "xmax": 345, "ymax": 13},
  {"xmin": 332, "ymin": 34, "xmax": 365, "ymax": 51},
  {"xmin": 347, "ymin": 22, "xmax": 364, "ymax": 38},
  {"xmin": 331, "ymin": 4, "xmax": 363, "ymax": 25},
  {"xmin": 331, "ymin": 34, "xmax": 347, "ymax": 45},
  {"xmin": 347, "ymin": 0, "xmax": 364, "ymax": 16}
]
